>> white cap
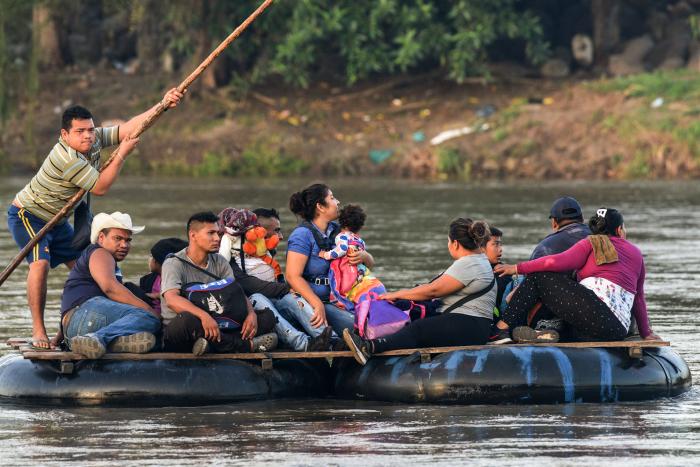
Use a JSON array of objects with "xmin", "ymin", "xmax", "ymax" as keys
[{"xmin": 90, "ymin": 211, "xmax": 145, "ymax": 244}]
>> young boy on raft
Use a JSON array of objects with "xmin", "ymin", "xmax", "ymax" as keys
[
  {"xmin": 139, "ymin": 238, "xmax": 188, "ymax": 316},
  {"xmin": 484, "ymin": 226, "xmax": 520, "ymax": 318},
  {"xmin": 319, "ymin": 204, "xmax": 385, "ymax": 311}
]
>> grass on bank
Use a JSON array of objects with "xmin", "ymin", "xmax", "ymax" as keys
[
  {"xmin": 121, "ymin": 137, "xmax": 309, "ymax": 177},
  {"xmin": 590, "ymin": 69, "xmax": 700, "ymax": 102},
  {"xmin": 590, "ymin": 70, "xmax": 700, "ymax": 158},
  {"xmin": 591, "ymin": 70, "xmax": 700, "ymax": 177},
  {"xmin": 434, "ymin": 71, "xmax": 700, "ymax": 180}
]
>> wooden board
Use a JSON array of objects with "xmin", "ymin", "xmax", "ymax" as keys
[
  {"xmin": 17, "ymin": 347, "xmax": 352, "ymax": 361},
  {"xmin": 6, "ymin": 338, "xmax": 31, "ymax": 349},
  {"xmin": 11, "ymin": 338, "xmax": 670, "ymax": 362}
]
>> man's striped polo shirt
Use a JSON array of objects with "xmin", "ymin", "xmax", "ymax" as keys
[{"xmin": 15, "ymin": 126, "xmax": 119, "ymax": 222}]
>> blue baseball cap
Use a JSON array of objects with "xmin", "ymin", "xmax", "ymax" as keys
[{"xmin": 549, "ymin": 197, "xmax": 583, "ymax": 220}]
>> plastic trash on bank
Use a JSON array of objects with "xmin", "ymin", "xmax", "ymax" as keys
[
  {"xmin": 430, "ymin": 123, "xmax": 490, "ymax": 146},
  {"xmin": 369, "ymin": 149, "xmax": 394, "ymax": 164}
]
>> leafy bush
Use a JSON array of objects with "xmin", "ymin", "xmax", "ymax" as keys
[{"xmin": 265, "ymin": 0, "xmax": 548, "ymax": 87}]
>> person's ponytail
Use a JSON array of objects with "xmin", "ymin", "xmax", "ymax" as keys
[
  {"xmin": 448, "ymin": 218, "xmax": 491, "ymax": 250},
  {"xmin": 289, "ymin": 192, "xmax": 307, "ymax": 218},
  {"xmin": 468, "ymin": 220, "xmax": 491, "ymax": 247},
  {"xmin": 588, "ymin": 208, "xmax": 624, "ymax": 236},
  {"xmin": 288, "ymin": 183, "xmax": 330, "ymax": 221}
]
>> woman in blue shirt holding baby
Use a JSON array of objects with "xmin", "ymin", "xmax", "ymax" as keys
[{"xmin": 286, "ymin": 183, "xmax": 375, "ymax": 335}]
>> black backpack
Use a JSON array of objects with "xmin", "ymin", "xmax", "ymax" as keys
[{"xmin": 171, "ymin": 255, "xmax": 249, "ymax": 330}]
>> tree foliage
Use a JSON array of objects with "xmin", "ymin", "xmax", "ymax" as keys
[
  {"xmin": 0, "ymin": 0, "xmax": 550, "ymax": 89},
  {"xmin": 245, "ymin": 0, "xmax": 549, "ymax": 87}
]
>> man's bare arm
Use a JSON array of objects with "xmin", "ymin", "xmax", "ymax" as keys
[
  {"xmin": 90, "ymin": 137, "xmax": 139, "ymax": 196},
  {"xmin": 117, "ymin": 88, "xmax": 184, "ymax": 142},
  {"xmin": 89, "ymin": 249, "xmax": 156, "ymax": 315}
]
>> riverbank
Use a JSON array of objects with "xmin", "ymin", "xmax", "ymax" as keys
[{"xmin": 2, "ymin": 68, "xmax": 699, "ymax": 180}]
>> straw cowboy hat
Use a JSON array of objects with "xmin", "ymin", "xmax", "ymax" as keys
[{"xmin": 90, "ymin": 211, "xmax": 145, "ymax": 243}]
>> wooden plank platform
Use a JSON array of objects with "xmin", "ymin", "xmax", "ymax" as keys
[{"xmin": 6, "ymin": 337, "xmax": 670, "ymax": 362}]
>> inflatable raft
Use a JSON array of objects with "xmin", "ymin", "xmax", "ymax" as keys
[
  {"xmin": 333, "ymin": 344, "xmax": 692, "ymax": 404},
  {"xmin": 0, "ymin": 339, "xmax": 691, "ymax": 406},
  {"xmin": 0, "ymin": 352, "xmax": 331, "ymax": 406}
]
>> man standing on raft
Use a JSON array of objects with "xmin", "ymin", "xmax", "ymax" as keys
[{"xmin": 6, "ymin": 88, "xmax": 184, "ymax": 349}]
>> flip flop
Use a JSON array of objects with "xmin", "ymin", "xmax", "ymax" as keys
[{"xmin": 28, "ymin": 339, "xmax": 54, "ymax": 352}]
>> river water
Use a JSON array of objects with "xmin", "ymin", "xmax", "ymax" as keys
[{"xmin": 0, "ymin": 176, "xmax": 698, "ymax": 465}]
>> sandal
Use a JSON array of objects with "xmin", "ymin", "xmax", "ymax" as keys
[{"xmin": 28, "ymin": 338, "xmax": 54, "ymax": 352}]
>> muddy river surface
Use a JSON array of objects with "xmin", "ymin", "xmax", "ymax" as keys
[{"xmin": 0, "ymin": 177, "xmax": 698, "ymax": 465}]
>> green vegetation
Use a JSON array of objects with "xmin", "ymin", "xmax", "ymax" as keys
[
  {"xmin": 591, "ymin": 70, "xmax": 700, "ymax": 102},
  {"xmin": 497, "ymin": 100, "xmax": 525, "ymax": 125},
  {"xmin": 690, "ymin": 14, "xmax": 700, "ymax": 39},
  {"xmin": 264, "ymin": 0, "xmax": 548, "ymax": 87},
  {"xmin": 120, "ymin": 138, "xmax": 308, "ymax": 177},
  {"xmin": 610, "ymin": 153, "xmax": 624, "ymax": 167},
  {"xmin": 492, "ymin": 127, "xmax": 509, "ymax": 142},
  {"xmin": 0, "ymin": 1, "xmax": 549, "ymax": 93},
  {"xmin": 437, "ymin": 147, "xmax": 471, "ymax": 179},
  {"xmin": 590, "ymin": 70, "xmax": 700, "ymax": 174},
  {"xmin": 673, "ymin": 121, "xmax": 700, "ymax": 159},
  {"xmin": 236, "ymin": 138, "xmax": 308, "ymax": 176},
  {"xmin": 625, "ymin": 151, "xmax": 651, "ymax": 179},
  {"xmin": 511, "ymin": 139, "xmax": 539, "ymax": 158}
]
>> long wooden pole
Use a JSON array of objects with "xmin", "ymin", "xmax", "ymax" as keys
[{"xmin": 0, "ymin": 0, "xmax": 274, "ymax": 287}]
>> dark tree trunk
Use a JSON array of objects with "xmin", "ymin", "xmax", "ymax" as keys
[
  {"xmin": 136, "ymin": 0, "xmax": 162, "ymax": 73},
  {"xmin": 32, "ymin": 4, "xmax": 63, "ymax": 68},
  {"xmin": 591, "ymin": 0, "xmax": 621, "ymax": 67},
  {"xmin": 188, "ymin": 0, "xmax": 219, "ymax": 91}
]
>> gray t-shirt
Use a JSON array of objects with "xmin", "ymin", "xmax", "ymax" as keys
[
  {"xmin": 438, "ymin": 253, "xmax": 496, "ymax": 319},
  {"xmin": 160, "ymin": 248, "xmax": 234, "ymax": 325}
]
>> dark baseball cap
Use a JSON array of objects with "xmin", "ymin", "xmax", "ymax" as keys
[{"xmin": 549, "ymin": 197, "xmax": 583, "ymax": 220}]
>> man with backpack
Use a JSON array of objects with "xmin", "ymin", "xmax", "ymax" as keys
[{"xmin": 160, "ymin": 212, "xmax": 277, "ymax": 355}]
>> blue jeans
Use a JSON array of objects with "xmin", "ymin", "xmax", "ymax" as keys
[
  {"xmin": 275, "ymin": 294, "xmax": 346, "ymax": 341},
  {"xmin": 250, "ymin": 293, "xmax": 334, "ymax": 350},
  {"xmin": 250, "ymin": 293, "xmax": 309, "ymax": 351},
  {"xmin": 324, "ymin": 303, "xmax": 354, "ymax": 335},
  {"xmin": 64, "ymin": 296, "xmax": 161, "ymax": 349}
]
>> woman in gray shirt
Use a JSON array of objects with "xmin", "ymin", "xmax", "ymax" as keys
[{"xmin": 343, "ymin": 218, "xmax": 496, "ymax": 365}]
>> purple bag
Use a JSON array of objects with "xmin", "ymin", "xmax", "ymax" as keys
[{"xmin": 355, "ymin": 297, "xmax": 411, "ymax": 340}]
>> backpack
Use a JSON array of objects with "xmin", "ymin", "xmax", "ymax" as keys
[
  {"xmin": 184, "ymin": 278, "xmax": 249, "ymax": 330},
  {"xmin": 393, "ymin": 299, "xmax": 442, "ymax": 320},
  {"xmin": 354, "ymin": 295, "xmax": 413, "ymax": 340},
  {"xmin": 354, "ymin": 277, "xmax": 496, "ymax": 340},
  {"xmin": 171, "ymin": 255, "xmax": 249, "ymax": 330}
]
